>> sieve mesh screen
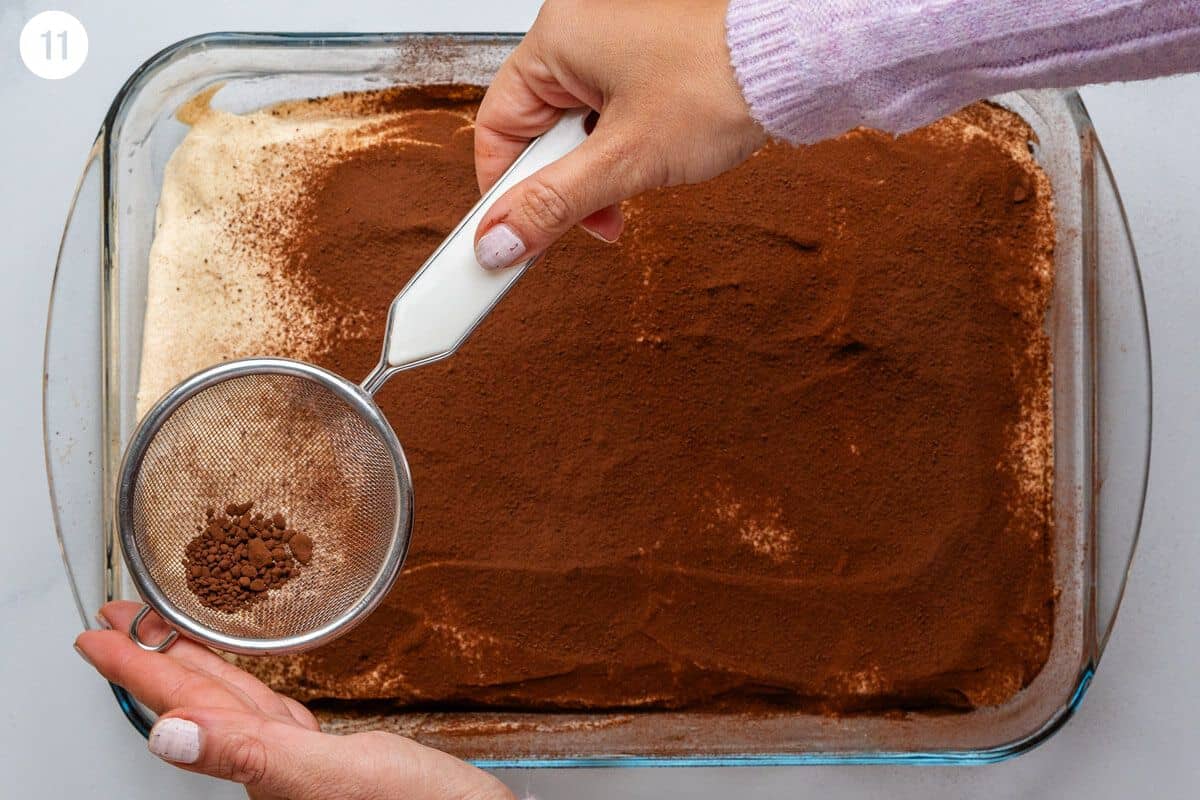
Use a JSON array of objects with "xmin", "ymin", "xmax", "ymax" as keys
[{"xmin": 127, "ymin": 371, "xmax": 402, "ymax": 642}]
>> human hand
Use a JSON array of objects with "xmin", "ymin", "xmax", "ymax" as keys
[
  {"xmin": 75, "ymin": 602, "xmax": 513, "ymax": 800},
  {"xmin": 473, "ymin": 0, "xmax": 764, "ymax": 269}
]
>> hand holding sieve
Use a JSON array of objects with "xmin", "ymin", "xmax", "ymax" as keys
[{"xmin": 117, "ymin": 110, "xmax": 592, "ymax": 655}]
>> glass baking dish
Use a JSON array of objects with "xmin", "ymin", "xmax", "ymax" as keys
[{"xmin": 43, "ymin": 32, "xmax": 1151, "ymax": 767}]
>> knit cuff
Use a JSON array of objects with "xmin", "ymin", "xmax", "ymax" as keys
[
  {"xmin": 725, "ymin": 0, "xmax": 814, "ymax": 142},
  {"xmin": 725, "ymin": 0, "xmax": 921, "ymax": 144}
]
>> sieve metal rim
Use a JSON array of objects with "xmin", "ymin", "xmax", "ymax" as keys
[{"xmin": 116, "ymin": 357, "xmax": 414, "ymax": 655}]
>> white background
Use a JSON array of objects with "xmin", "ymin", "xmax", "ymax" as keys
[{"xmin": 2, "ymin": 1, "xmax": 1197, "ymax": 797}]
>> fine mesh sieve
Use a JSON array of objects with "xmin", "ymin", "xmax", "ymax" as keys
[
  {"xmin": 118, "ymin": 360, "xmax": 411, "ymax": 654},
  {"xmin": 117, "ymin": 110, "xmax": 591, "ymax": 655}
]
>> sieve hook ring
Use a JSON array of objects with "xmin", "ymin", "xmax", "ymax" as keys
[{"xmin": 129, "ymin": 604, "xmax": 179, "ymax": 652}]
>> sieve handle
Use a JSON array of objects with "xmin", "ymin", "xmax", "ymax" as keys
[
  {"xmin": 129, "ymin": 604, "xmax": 179, "ymax": 652},
  {"xmin": 365, "ymin": 109, "xmax": 592, "ymax": 389}
]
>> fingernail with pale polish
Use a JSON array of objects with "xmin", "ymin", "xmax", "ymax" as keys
[
  {"xmin": 94, "ymin": 611, "xmax": 112, "ymax": 630},
  {"xmin": 582, "ymin": 225, "xmax": 618, "ymax": 244},
  {"xmin": 475, "ymin": 223, "xmax": 526, "ymax": 270},
  {"xmin": 73, "ymin": 644, "xmax": 93, "ymax": 666},
  {"xmin": 148, "ymin": 718, "xmax": 202, "ymax": 764}
]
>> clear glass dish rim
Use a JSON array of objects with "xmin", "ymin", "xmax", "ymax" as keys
[{"xmin": 43, "ymin": 30, "xmax": 1153, "ymax": 768}]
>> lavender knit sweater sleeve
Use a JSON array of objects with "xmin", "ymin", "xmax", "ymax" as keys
[{"xmin": 726, "ymin": 0, "xmax": 1200, "ymax": 143}]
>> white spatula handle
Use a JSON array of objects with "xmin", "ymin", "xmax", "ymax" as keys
[{"xmin": 365, "ymin": 109, "xmax": 591, "ymax": 389}]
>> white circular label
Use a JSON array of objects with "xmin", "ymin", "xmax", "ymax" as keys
[{"xmin": 19, "ymin": 11, "xmax": 88, "ymax": 80}]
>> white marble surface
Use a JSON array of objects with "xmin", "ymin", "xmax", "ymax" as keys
[{"xmin": 2, "ymin": 1, "xmax": 1198, "ymax": 797}]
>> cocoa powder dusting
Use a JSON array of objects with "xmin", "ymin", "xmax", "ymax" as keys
[{"xmin": 238, "ymin": 87, "xmax": 1053, "ymax": 714}]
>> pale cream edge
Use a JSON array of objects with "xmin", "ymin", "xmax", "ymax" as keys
[{"xmin": 135, "ymin": 93, "xmax": 469, "ymax": 416}]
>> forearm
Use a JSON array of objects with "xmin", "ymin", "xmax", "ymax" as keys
[{"xmin": 728, "ymin": 0, "xmax": 1200, "ymax": 143}]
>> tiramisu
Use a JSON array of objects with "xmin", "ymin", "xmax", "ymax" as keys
[{"xmin": 139, "ymin": 85, "xmax": 1054, "ymax": 714}]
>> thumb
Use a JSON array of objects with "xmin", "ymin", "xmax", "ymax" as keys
[
  {"xmin": 147, "ymin": 709, "xmax": 511, "ymax": 800},
  {"xmin": 147, "ymin": 709, "xmax": 333, "ymax": 797},
  {"xmin": 473, "ymin": 123, "xmax": 651, "ymax": 270}
]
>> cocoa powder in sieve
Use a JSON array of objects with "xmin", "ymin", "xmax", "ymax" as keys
[{"xmin": 183, "ymin": 502, "xmax": 314, "ymax": 612}]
